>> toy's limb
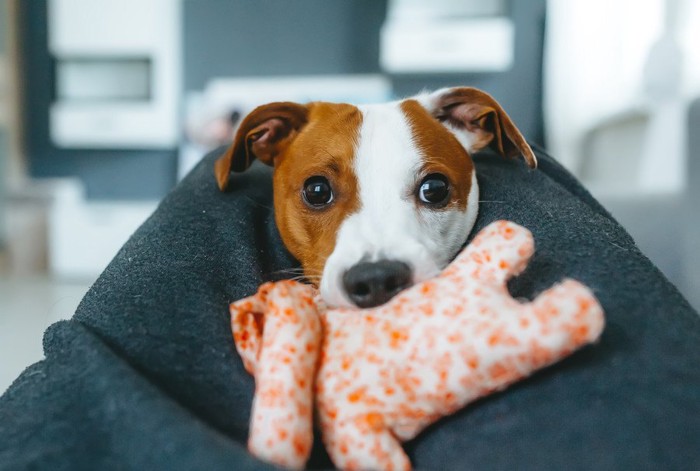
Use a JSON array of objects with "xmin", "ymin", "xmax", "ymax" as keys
[
  {"xmin": 527, "ymin": 279, "xmax": 606, "ymax": 356},
  {"xmin": 456, "ymin": 280, "xmax": 604, "ymax": 397},
  {"xmin": 322, "ymin": 415, "xmax": 411, "ymax": 471},
  {"xmin": 230, "ymin": 283, "xmax": 272, "ymax": 374},
  {"xmin": 486, "ymin": 279, "xmax": 604, "ymax": 389},
  {"xmin": 230, "ymin": 281, "xmax": 322, "ymax": 470},
  {"xmin": 449, "ymin": 220, "xmax": 534, "ymax": 283}
]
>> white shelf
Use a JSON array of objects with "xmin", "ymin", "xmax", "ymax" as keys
[
  {"xmin": 45, "ymin": 179, "xmax": 158, "ymax": 278},
  {"xmin": 380, "ymin": 17, "xmax": 514, "ymax": 73},
  {"xmin": 48, "ymin": 0, "xmax": 181, "ymax": 149}
]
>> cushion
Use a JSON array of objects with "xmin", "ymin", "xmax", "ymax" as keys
[{"xmin": 1, "ymin": 147, "xmax": 699, "ymax": 470}]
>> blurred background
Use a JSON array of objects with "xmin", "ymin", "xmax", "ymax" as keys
[{"xmin": 1, "ymin": 0, "xmax": 698, "ymax": 392}]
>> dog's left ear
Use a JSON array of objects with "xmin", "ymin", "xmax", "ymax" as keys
[
  {"xmin": 214, "ymin": 102, "xmax": 309, "ymax": 191},
  {"xmin": 421, "ymin": 87, "xmax": 537, "ymax": 168}
]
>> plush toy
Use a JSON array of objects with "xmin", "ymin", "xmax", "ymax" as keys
[{"xmin": 230, "ymin": 221, "xmax": 605, "ymax": 471}]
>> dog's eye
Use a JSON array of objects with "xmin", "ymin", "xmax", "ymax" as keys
[
  {"xmin": 418, "ymin": 174, "xmax": 450, "ymax": 206},
  {"xmin": 302, "ymin": 176, "xmax": 334, "ymax": 207}
]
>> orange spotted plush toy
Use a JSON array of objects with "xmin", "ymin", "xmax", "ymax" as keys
[{"xmin": 230, "ymin": 221, "xmax": 605, "ymax": 470}]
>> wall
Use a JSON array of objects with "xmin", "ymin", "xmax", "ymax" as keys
[{"xmin": 183, "ymin": 0, "xmax": 387, "ymax": 90}]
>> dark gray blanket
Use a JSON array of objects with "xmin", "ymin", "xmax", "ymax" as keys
[{"xmin": 1, "ymin": 148, "xmax": 699, "ymax": 470}]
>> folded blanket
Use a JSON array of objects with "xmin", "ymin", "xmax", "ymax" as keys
[{"xmin": 1, "ymin": 147, "xmax": 699, "ymax": 470}]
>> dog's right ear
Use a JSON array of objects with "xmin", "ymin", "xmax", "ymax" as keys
[
  {"xmin": 420, "ymin": 87, "xmax": 537, "ymax": 168},
  {"xmin": 215, "ymin": 102, "xmax": 308, "ymax": 191}
]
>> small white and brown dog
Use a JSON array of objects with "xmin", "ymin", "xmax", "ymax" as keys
[{"xmin": 215, "ymin": 87, "xmax": 536, "ymax": 309}]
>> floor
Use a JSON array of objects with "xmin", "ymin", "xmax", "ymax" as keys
[{"xmin": 0, "ymin": 275, "xmax": 93, "ymax": 394}]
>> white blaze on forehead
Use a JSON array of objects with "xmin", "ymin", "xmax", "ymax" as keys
[
  {"xmin": 319, "ymin": 101, "xmax": 479, "ymax": 308},
  {"xmin": 354, "ymin": 102, "xmax": 421, "ymax": 237}
]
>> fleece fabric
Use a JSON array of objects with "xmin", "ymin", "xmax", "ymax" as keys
[{"xmin": 1, "ymin": 147, "xmax": 699, "ymax": 470}]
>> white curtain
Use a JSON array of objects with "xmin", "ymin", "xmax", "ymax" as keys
[
  {"xmin": 544, "ymin": 0, "xmax": 664, "ymax": 171},
  {"xmin": 544, "ymin": 0, "xmax": 700, "ymax": 189}
]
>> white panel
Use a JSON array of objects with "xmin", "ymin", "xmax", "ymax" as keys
[
  {"xmin": 49, "ymin": 0, "xmax": 172, "ymax": 54},
  {"xmin": 47, "ymin": 0, "xmax": 181, "ymax": 148},
  {"xmin": 543, "ymin": 0, "xmax": 664, "ymax": 172},
  {"xmin": 544, "ymin": 0, "xmax": 692, "ymax": 197},
  {"xmin": 380, "ymin": 18, "xmax": 513, "ymax": 73},
  {"xmin": 50, "ymin": 102, "xmax": 177, "ymax": 148},
  {"xmin": 49, "ymin": 190, "xmax": 157, "ymax": 278},
  {"xmin": 56, "ymin": 59, "xmax": 151, "ymax": 101},
  {"xmin": 386, "ymin": 0, "xmax": 507, "ymax": 21}
]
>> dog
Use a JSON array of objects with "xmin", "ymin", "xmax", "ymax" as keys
[{"xmin": 215, "ymin": 87, "xmax": 536, "ymax": 309}]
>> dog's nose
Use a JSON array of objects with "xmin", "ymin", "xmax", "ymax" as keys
[{"xmin": 342, "ymin": 260, "xmax": 412, "ymax": 308}]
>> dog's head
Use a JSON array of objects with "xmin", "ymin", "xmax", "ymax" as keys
[{"xmin": 216, "ymin": 87, "xmax": 536, "ymax": 308}]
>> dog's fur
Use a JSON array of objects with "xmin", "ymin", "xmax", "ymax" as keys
[{"xmin": 216, "ymin": 87, "xmax": 536, "ymax": 308}]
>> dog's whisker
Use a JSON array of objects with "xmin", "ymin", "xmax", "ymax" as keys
[
  {"xmin": 286, "ymin": 275, "xmax": 322, "ymax": 284},
  {"xmin": 266, "ymin": 267, "xmax": 324, "ymax": 286},
  {"xmin": 266, "ymin": 267, "xmax": 323, "ymax": 282}
]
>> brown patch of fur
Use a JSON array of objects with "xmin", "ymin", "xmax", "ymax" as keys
[
  {"xmin": 400, "ymin": 99, "xmax": 474, "ymax": 211},
  {"xmin": 273, "ymin": 102, "xmax": 363, "ymax": 283}
]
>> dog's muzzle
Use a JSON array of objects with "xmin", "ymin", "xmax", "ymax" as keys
[{"xmin": 342, "ymin": 260, "xmax": 412, "ymax": 308}]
